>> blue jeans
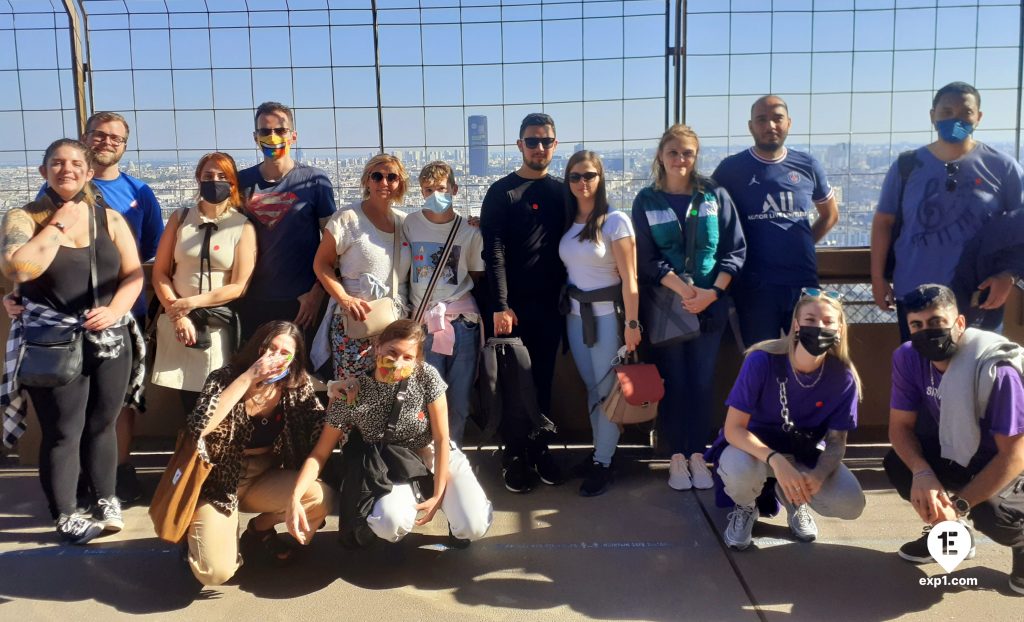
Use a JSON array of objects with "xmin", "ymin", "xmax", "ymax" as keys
[
  {"xmin": 732, "ymin": 282, "xmax": 805, "ymax": 348},
  {"xmin": 424, "ymin": 317, "xmax": 480, "ymax": 446},
  {"xmin": 653, "ymin": 298, "xmax": 728, "ymax": 456},
  {"xmin": 566, "ymin": 313, "xmax": 622, "ymax": 466}
]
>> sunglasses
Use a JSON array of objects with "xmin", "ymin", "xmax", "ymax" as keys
[
  {"xmin": 945, "ymin": 162, "xmax": 959, "ymax": 192},
  {"xmin": 256, "ymin": 127, "xmax": 292, "ymax": 137},
  {"xmin": 568, "ymin": 172, "xmax": 599, "ymax": 184},
  {"xmin": 800, "ymin": 287, "xmax": 842, "ymax": 301},
  {"xmin": 370, "ymin": 171, "xmax": 400, "ymax": 183},
  {"xmin": 522, "ymin": 137, "xmax": 556, "ymax": 150}
]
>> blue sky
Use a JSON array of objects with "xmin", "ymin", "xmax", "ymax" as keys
[{"xmin": 0, "ymin": 0, "xmax": 1021, "ymax": 170}]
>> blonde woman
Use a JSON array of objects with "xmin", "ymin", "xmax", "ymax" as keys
[
  {"xmin": 718, "ymin": 290, "xmax": 865, "ymax": 551},
  {"xmin": 313, "ymin": 154, "xmax": 412, "ymax": 378},
  {"xmin": 631, "ymin": 124, "xmax": 746, "ymax": 491}
]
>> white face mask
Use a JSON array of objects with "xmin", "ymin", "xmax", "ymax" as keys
[{"xmin": 423, "ymin": 191, "xmax": 453, "ymax": 214}]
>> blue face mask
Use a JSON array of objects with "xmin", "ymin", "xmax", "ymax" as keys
[
  {"xmin": 423, "ymin": 191, "xmax": 453, "ymax": 214},
  {"xmin": 935, "ymin": 118, "xmax": 974, "ymax": 144}
]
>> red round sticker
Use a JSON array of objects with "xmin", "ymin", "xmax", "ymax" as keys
[
  {"xmin": 531, "ymin": 203, "xmax": 539, "ymax": 210},
  {"xmin": 815, "ymin": 401, "xmax": 824, "ymax": 408},
  {"xmin": 213, "ymin": 245, "xmax": 220, "ymax": 251}
]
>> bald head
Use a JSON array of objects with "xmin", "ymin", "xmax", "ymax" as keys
[{"xmin": 748, "ymin": 95, "xmax": 791, "ymax": 155}]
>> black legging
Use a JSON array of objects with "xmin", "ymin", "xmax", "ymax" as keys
[{"xmin": 27, "ymin": 328, "xmax": 132, "ymax": 519}]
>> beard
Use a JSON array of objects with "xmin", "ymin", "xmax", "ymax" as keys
[
  {"xmin": 754, "ymin": 135, "xmax": 786, "ymax": 153},
  {"xmin": 523, "ymin": 156, "xmax": 550, "ymax": 172},
  {"xmin": 92, "ymin": 149, "xmax": 123, "ymax": 167}
]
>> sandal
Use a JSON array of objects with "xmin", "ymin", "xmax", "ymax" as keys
[{"xmin": 240, "ymin": 520, "xmax": 296, "ymax": 567}]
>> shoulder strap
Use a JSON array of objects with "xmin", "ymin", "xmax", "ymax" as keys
[
  {"xmin": 382, "ymin": 377, "xmax": 410, "ymax": 443},
  {"xmin": 89, "ymin": 202, "xmax": 99, "ymax": 310},
  {"xmin": 894, "ymin": 150, "xmax": 919, "ymax": 229},
  {"xmin": 682, "ymin": 194, "xmax": 700, "ymax": 276},
  {"xmin": 413, "ymin": 215, "xmax": 463, "ymax": 324},
  {"xmin": 390, "ymin": 214, "xmax": 400, "ymax": 301}
]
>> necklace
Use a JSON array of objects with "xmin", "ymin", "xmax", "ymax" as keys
[
  {"xmin": 928, "ymin": 364, "xmax": 942, "ymax": 406},
  {"xmin": 789, "ymin": 356, "xmax": 825, "ymax": 389}
]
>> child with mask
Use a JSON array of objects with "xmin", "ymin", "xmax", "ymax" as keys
[
  {"xmin": 286, "ymin": 319, "xmax": 493, "ymax": 548},
  {"xmin": 401, "ymin": 161, "xmax": 485, "ymax": 445},
  {"xmin": 715, "ymin": 289, "xmax": 866, "ymax": 551}
]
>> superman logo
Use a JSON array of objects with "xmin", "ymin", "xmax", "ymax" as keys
[{"xmin": 247, "ymin": 191, "xmax": 297, "ymax": 229}]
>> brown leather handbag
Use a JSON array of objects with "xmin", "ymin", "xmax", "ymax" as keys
[
  {"xmin": 149, "ymin": 432, "xmax": 213, "ymax": 543},
  {"xmin": 601, "ymin": 352, "xmax": 664, "ymax": 425}
]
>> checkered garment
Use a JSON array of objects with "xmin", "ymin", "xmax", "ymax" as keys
[{"xmin": 1, "ymin": 299, "xmax": 146, "ymax": 449}]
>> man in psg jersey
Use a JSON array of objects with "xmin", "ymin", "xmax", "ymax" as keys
[{"xmin": 713, "ymin": 95, "xmax": 840, "ymax": 347}]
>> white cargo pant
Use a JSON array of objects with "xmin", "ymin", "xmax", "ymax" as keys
[{"xmin": 366, "ymin": 444, "xmax": 493, "ymax": 542}]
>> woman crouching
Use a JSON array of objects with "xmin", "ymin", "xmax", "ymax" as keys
[
  {"xmin": 184, "ymin": 321, "xmax": 332, "ymax": 585},
  {"xmin": 288, "ymin": 319, "xmax": 492, "ymax": 547},
  {"xmin": 718, "ymin": 289, "xmax": 866, "ymax": 551}
]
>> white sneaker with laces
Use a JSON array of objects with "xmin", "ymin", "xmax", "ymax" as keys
[
  {"xmin": 668, "ymin": 453, "xmax": 692, "ymax": 490},
  {"xmin": 689, "ymin": 453, "xmax": 714, "ymax": 490},
  {"xmin": 724, "ymin": 505, "xmax": 759, "ymax": 550},
  {"xmin": 788, "ymin": 503, "xmax": 818, "ymax": 542}
]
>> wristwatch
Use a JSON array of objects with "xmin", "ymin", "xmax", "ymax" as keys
[
  {"xmin": 949, "ymin": 493, "xmax": 970, "ymax": 517},
  {"xmin": 710, "ymin": 285, "xmax": 725, "ymax": 300},
  {"xmin": 626, "ymin": 319, "xmax": 639, "ymax": 330}
]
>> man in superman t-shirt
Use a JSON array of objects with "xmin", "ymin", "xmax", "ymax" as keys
[{"xmin": 236, "ymin": 101, "xmax": 337, "ymax": 344}]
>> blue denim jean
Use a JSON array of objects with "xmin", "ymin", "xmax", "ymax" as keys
[
  {"xmin": 566, "ymin": 313, "xmax": 622, "ymax": 466},
  {"xmin": 653, "ymin": 298, "xmax": 728, "ymax": 456},
  {"xmin": 424, "ymin": 317, "xmax": 480, "ymax": 446}
]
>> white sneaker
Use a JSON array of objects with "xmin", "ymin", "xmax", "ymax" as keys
[
  {"xmin": 724, "ymin": 505, "xmax": 759, "ymax": 550},
  {"xmin": 689, "ymin": 453, "xmax": 714, "ymax": 490},
  {"xmin": 788, "ymin": 503, "xmax": 818, "ymax": 542},
  {"xmin": 668, "ymin": 453, "xmax": 692, "ymax": 490}
]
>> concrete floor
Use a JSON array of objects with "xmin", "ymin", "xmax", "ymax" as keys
[{"xmin": 0, "ymin": 446, "xmax": 1021, "ymax": 622}]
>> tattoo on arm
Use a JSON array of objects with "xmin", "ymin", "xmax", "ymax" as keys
[
  {"xmin": 2, "ymin": 210, "xmax": 35, "ymax": 258},
  {"xmin": 814, "ymin": 429, "xmax": 848, "ymax": 477}
]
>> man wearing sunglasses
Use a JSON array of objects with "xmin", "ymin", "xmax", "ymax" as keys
[
  {"xmin": 871, "ymin": 82, "xmax": 1024, "ymax": 342},
  {"xmin": 883, "ymin": 284, "xmax": 1024, "ymax": 595},
  {"xmin": 480, "ymin": 112, "xmax": 568, "ymax": 493},
  {"xmin": 234, "ymin": 101, "xmax": 337, "ymax": 346},
  {"xmin": 713, "ymin": 95, "xmax": 840, "ymax": 348}
]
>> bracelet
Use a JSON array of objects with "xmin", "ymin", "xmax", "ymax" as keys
[
  {"xmin": 912, "ymin": 469, "xmax": 935, "ymax": 479},
  {"xmin": 766, "ymin": 451, "xmax": 779, "ymax": 466}
]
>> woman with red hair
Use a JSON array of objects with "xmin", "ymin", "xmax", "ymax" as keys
[{"xmin": 151, "ymin": 152, "xmax": 257, "ymax": 415}]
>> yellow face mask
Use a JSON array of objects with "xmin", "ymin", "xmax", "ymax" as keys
[
  {"xmin": 258, "ymin": 133, "xmax": 290, "ymax": 160},
  {"xmin": 375, "ymin": 355, "xmax": 415, "ymax": 384}
]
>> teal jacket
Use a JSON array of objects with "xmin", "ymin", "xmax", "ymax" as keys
[{"xmin": 631, "ymin": 176, "xmax": 746, "ymax": 289}]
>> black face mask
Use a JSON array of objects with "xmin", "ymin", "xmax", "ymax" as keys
[
  {"xmin": 910, "ymin": 327, "xmax": 959, "ymax": 362},
  {"xmin": 797, "ymin": 326, "xmax": 838, "ymax": 357},
  {"xmin": 199, "ymin": 180, "xmax": 232, "ymax": 205}
]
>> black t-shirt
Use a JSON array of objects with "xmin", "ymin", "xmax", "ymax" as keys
[{"xmin": 479, "ymin": 172, "xmax": 567, "ymax": 312}]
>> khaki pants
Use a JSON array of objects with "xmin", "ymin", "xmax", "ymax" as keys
[{"xmin": 187, "ymin": 453, "xmax": 333, "ymax": 586}]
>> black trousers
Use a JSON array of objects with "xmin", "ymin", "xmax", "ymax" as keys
[
  {"xmin": 27, "ymin": 328, "xmax": 133, "ymax": 519},
  {"xmin": 498, "ymin": 301, "xmax": 562, "ymax": 457},
  {"xmin": 884, "ymin": 441, "xmax": 1024, "ymax": 550}
]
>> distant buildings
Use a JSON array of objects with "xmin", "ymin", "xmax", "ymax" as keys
[{"xmin": 468, "ymin": 116, "xmax": 488, "ymax": 177}]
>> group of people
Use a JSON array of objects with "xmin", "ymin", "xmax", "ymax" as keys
[{"xmin": 0, "ymin": 81, "xmax": 1021, "ymax": 594}]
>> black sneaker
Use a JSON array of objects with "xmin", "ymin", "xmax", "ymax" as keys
[
  {"xmin": 502, "ymin": 455, "xmax": 536, "ymax": 493},
  {"xmin": 95, "ymin": 496, "xmax": 124, "ymax": 533},
  {"xmin": 529, "ymin": 448, "xmax": 564, "ymax": 486},
  {"xmin": 448, "ymin": 526, "xmax": 471, "ymax": 549},
  {"xmin": 1010, "ymin": 547, "xmax": 1024, "ymax": 596},
  {"xmin": 571, "ymin": 451, "xmax": 595, "ymax": 478},
  {"xmin": 898, "ymin": 525, "xmax": 976, "ymax": 564},
  {"xmin": 579, "ymin": 461, "xmax": 612, "ymax": 497},
  {"xmin": 56, "ymin": 512, "xmax": 104, "ymax": 545},
  {"xmin": 116, "ymin": 463, "xmax": 143, "ymax": 505}
]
